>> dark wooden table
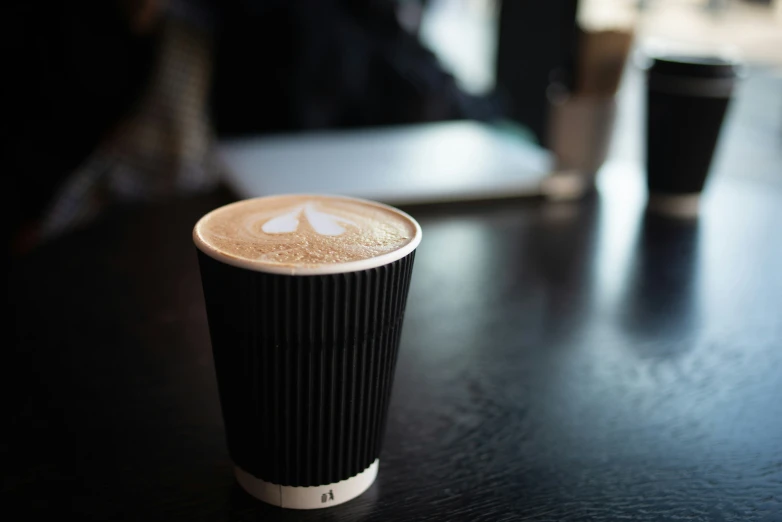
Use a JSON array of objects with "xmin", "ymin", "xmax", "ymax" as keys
[{"xmin": 6, "ymin": 163, "xmax": 782, "ymax": 521}]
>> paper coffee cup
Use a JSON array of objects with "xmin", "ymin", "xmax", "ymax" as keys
[
  {"xmin": 642, "ymin": 45, "xmax": 741, "ymax": 218},
  {"xmin": 193, "ymin": 195, "xmax": 422, "ymax": 509}
]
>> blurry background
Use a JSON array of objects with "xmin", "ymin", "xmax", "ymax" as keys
[
  {"xmin": 8, "ymin": 0, "xmax": 782, "ymax": 251},
  {"xmin": 418, "ymin": 0, "xmax": 781, "ymax": 184}
]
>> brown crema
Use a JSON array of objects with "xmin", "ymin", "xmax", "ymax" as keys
[{"xmin": 194, "ymin": 195, "xmax": 418, "ymax": 272}]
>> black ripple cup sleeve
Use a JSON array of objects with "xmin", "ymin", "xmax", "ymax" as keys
[{"xmin": 193, "ymin": 195, "xmax": 421, "ymax": 509}]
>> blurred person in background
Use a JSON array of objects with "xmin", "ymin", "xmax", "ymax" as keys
[{"xmin": 8, "ymin": 0, "xmax": 501, "ymax": 255}]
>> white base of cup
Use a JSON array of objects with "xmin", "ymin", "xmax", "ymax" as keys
[
  {"xmin": 235, "ymin": 459, "xmax": 379, "ymax": 509},
  {"xmin": 542, "ymin": 170, "xmax": 594, "ymax": 201},
  {"xmin": 647, "ymin": 193, "xmax": 701, "ymax": 218}
]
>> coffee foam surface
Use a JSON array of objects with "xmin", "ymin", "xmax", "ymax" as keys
[{"xmin": 194, "ymin": 195, "xmax": 421, "ymax": 275}]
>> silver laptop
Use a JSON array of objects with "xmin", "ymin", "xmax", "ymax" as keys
[{"xmin": 218, "ymin": 120, "xmax": 552, "ymax": 206}]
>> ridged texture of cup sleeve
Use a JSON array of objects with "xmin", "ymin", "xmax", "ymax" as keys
[{"xmin": 197, "ymin": 251, "xmax": 416, "ymax": 487}]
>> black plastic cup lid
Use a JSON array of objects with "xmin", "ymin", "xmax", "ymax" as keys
[
  {"xmin": 649, "ymin": 55, "xmax": 740, "ymax": 79},
  {"xmin": 637, "ymin": 40, "xmax": 743, "ymax": 79}
]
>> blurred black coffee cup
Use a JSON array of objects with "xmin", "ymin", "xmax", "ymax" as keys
[{"xmin": 642, "ymin": 46, "xmax": 742, "ymax": 218}]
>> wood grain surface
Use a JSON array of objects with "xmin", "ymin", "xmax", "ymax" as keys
[{"xmin": 6, "ymin": 162, "xmax": 782, "ymax": 521}]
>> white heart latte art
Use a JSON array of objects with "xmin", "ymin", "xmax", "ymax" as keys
[{"xmin": 261, "ymin": 203, "xmax": 358, "ymax": 237}]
